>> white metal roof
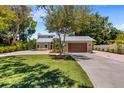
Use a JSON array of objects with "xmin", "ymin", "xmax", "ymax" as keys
[
  {"xmin": 37, "ymin": 35, "xmax": 95, "ymax": 43},
  {"xmin": 66, "ymin": 36, "xmax": 95, "ymax": 41},
  {"xmin": 36, "ymin": 38, "xmax": 53, "ymax": 43},
  {"xmin": 54, "ymin": 36, "xmax": 95, "ymax": 41}
]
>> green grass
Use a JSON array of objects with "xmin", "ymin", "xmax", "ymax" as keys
[{"xmin": 0, "ymin": 55, "xmax": 93, "ymax": 88}]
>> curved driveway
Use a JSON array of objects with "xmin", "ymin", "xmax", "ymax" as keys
[
  {"xmin": 70, "ymin": 53, "xmax": 124, "ymax": 88},
  {"xmin": 0, "ymin": 50, "xmax": 55, "ymax": 57}
]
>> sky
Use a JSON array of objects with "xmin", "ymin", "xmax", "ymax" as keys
[{"xmin": 30, "ymin": 5, "xmax": 124, "ymax": 39}]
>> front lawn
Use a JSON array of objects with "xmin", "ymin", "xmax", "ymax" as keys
[{"xmin": 0, "ymin": 55, "xmax": 93, "ymax": 88}]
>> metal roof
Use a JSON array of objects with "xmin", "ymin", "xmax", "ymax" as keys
[
  {"xmin": 36, "ymin": 36, "xmax": 95, "ymax": 43},
  {"xmin": 38, "ymin": 33, "xmax": 55, "ymax": 36},
  {"xmin": 54, "ymin": 36, "xmax": 95, "ymax": 41},
  {"xmin": 36, "ymin": 38, "xmax": 53, "ymax": 43},
  {"xmin": 66, "ymin": 36, "xmax": 95, "ymax": 41}
]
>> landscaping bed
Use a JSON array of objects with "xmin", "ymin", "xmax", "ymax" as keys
[{"xmin": 0, "ymin": 55, "xmax": 93, "ymax": 88}]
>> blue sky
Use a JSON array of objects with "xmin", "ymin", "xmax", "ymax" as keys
[{"xmin": 30, "ymin": 5, "xmax": 124, "ymax": 39}]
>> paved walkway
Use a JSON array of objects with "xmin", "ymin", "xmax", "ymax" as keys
[
  {"xmin": 94, "ymin": 50, "xmax": 124, "ymax": 62},
  {"xmin": 70, "ymin": 53, "xmax": 124, "ymax": 88},
  {"xmin": 0, "ymin": 50, "xmax": 57, "ymax": 57}
]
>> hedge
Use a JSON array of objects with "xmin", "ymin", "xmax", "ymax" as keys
[
  {"xmin": 0, "ymin": 42, "xmax": 26, "ymax": 53},
  {"xmin": 0, "ymin": 40, "xmax": 36, "ymax": 53},
  {"xmin": 0, "ymin": 46, "xmax": 17, "ymax": 53}
]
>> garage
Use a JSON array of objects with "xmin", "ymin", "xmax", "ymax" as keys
[
  {"xmin": 37, "ymin": 35, "xmax": 95, "ymax": 53},
  {"xmin": 68, "ymin": 43, "xmax": 87, "ymax": 52}
]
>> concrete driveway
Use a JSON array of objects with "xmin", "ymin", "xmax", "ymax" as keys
[
  {"xmin": 0, "ymin": 50, "xmax": 57, "ymax": 57},
  {"xmin": 70, "ymin": 53, "xmax": 124, "ymax": 88}
]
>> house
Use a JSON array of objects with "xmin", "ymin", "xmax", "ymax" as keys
[
  {"xmin": 36, "ymin": 33, "xmax": 95, "ymax": 53},
  {"xmin": 36, "ymin": 34, "xmax": 54, "ymax": 50}
]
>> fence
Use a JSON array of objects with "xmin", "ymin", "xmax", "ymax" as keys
[{"xmin": 94, "ymin": 44, "xmax": 124, "ymax": 54}]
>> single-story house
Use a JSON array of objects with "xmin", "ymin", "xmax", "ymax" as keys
[{"xmin": 36, "ymin": 34, "xmax": 95, "ymax": 53}]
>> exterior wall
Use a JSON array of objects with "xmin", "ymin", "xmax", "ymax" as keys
[
  {"xmin": 64, "ymin": 41, "xmax": 93, "ymax": 53},
  {"xmin": 36, "ymin": 42, "xmax": 52, "ymax": 50},
  {"xmin": 87, "ymin": 41, "xmax": 92, "ymax": 52},
  {"xmin": 36, "ymin": 41, "xmax": 93, "ymax": 53}
]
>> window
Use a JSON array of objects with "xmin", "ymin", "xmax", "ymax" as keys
[
  {"xmin": 45, "ymin": 45, "xmax": 47, "ymax": 48},
  {"xmin": 48, "ymin": 36, "xmax": 52, "ymax": 38},
  {"xmin": 37, "ymin": 45, "xmax": 39, "ymax": 48},
  {"xmin": 50, "ymin": 44, "xmax": 52, "ymax": 49}
]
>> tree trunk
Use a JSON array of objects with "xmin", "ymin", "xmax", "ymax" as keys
[
  {"xmin": 62, "ymin": 31, "xmax": 66, "ymax": 53},
  {"xmin": 11, "ymin": 6, "xmax": 24, "ymax": 45},
  {"xmin": 11, "ymin": 23, "xmax": 20, "ymax": 45},
  {"xmin": 58, "ymin": 33, "xmax": 62, "ymax": 55}
]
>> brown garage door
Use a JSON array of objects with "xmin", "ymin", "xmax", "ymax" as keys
[{"xmin": 68, "ymin": 43, "xmax": 87, "ymax": 52}]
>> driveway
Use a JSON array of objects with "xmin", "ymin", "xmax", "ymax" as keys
[
  {"xmin": 94, "ymin": 50, "xmax": 124, "ymax": 62},
  {"xmin": 0, "ymin": 50, "xmax": 57, "ymax": 57},
  {"xmin": 70, "ymin": 53, "xmax": 124, "ymax": 88}
]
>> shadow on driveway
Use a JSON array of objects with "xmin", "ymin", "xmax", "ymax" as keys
[{"xmin": 72, "ymin": 54, "xmax": 92, "ymax": 60}]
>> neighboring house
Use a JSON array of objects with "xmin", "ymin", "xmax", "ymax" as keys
[{"xmin": 36, "ymin": 33, "xmax": 95, "ymax": 53}]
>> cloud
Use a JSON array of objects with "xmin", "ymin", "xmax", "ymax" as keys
[{"xmin": 114, "ymin": 24, "xmax": 124, "ymax": 31}]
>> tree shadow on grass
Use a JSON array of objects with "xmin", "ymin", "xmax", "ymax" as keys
[
  {"xmin": 0, "ymin": 56, "xmax": 77, "ymax": 88},
  {"xmin": 11, "ymin": 69, "xmax": 76, "ymax": 88},
  {"xmin": 49, "ymin": 55, "xmax": 74, "ymax": 61}
]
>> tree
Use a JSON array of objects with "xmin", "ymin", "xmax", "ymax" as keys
[
  {"xmin": 52, "ymin": 38, "xmax": 61, "ymax": 52},
  {"xmin": 39, "ymin": 5, "xmax": 121, "ymax": 47},
  {"xmin": 0, "ymin": 6, "xmax": 18, "ymax": 31},
  {"xmin": 0, "ymin": 6, "xmax": 18, "ymax": 45},
  {"xmin": 0, "ymin": 5, "xmax": 37, "ymax": 47},
  {"xmin": 11, "ymin": 5, "xmax": 31, "ymax": 45},
  {"xmin": 75, "ymin": 12, "xmax": 121, "ymax": 44},
  {"xmin": 116, "ymin": 33, "xmax": 124, "ymax": 40},
  {"xmin": 41, "ymin": 5, "xmax": 91, "ymax": 54},
  {"xmin": 115, "ymin": 32, "xmax": 124, "ymax": 44},
  {"xmin": 114, "ymin": 32, "xmax": 124, "ymax": 54},
  {"xmin": 19, "ymin": 17, "xmax": 37, "ymax": 42},
  {"xmin": 26, "ymin": 39, "xmax": 36, "ymax": 49}
]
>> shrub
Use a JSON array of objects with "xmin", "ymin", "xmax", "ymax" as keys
[
  {"xmin": 0, "ymin": 46, "xmax": 17, "ymax": 53},
  {"xmin": 117, "ymin": 44, "xmax": 123, "ymax": 54},
  {"xmin": 111, "ymin": 48, "xmax": 115, "ymax": 53},
  {"xmin": 94, "ymin": 47, "xmax": 97, "ymax": 50},
  {"xmin": 122, "ymin": 49, "xmax": 124, "ymax": 54},
  {"xmin": 26, "ymin": 39, "xmax": 36, "ymax": 50},
  {"xmin": 0, "ymin": 47, "xmax": 4, "ymax": 53},
  {"xmin": 52, "ymin": 38, "xmax": 60, "ymax": 53},
  {"xmin": 108, "ymin": 48, "xmax": 114, "ymax": 53},
  {"xmin": 0, "ymin": 40, "xmax": 36, "ymax": 53},
  {"xmin": 106, "ymin": 48, "xmax": 110, "ymax": 52},
  {"xmin": 101, "ymin": 48, "xmax": 104, "ymax": 51},
  {"xmin": 0, "ymin": 40, "xmax": 37, "ymax": 53},
  {"xmin": 98, "ymin": 48, "xmax": 101, "ymax": 51},
  {"xmin": 9, "ymin": 46, "xmax": 17, "ymax": 52},
  {"xmin": 3, "ymin": 47, "xmax": 8, "ymax": 53},
  {"xmin": 96, "ymin": 48, "xmax": 98, "ymax": 51},
  {"xmin": 16, "ymin": 42, "xmax": 24, "ymax": 51}
]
